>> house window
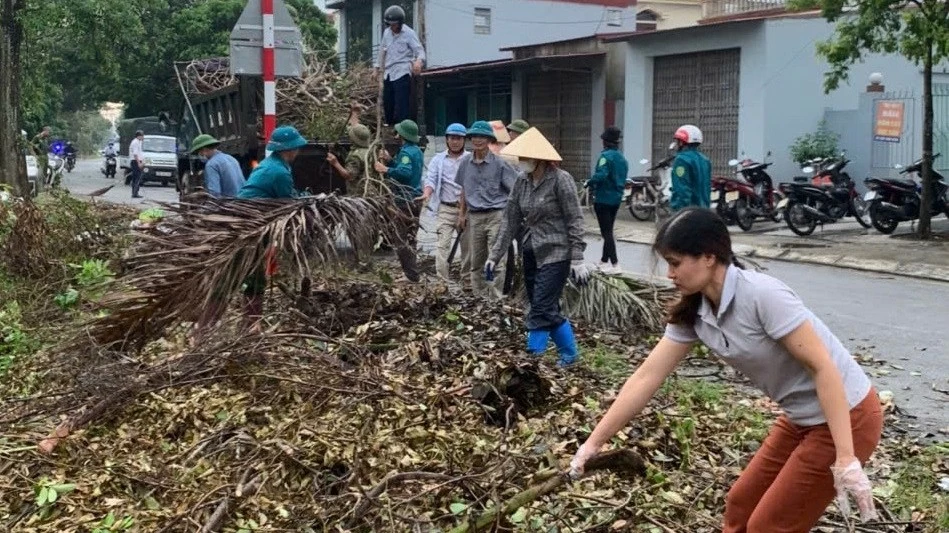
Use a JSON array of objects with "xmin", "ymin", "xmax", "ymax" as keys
[
  {"xmin": 474, "ymin": 7, "xmax": 491, "ymax": 35},
  {"xmin": 636, "ymin": 10, "xmax": 658, "ymax": 32},
  {"xmin": 606, "ymin": 9, "xmax": 623, "ymax": 27}
]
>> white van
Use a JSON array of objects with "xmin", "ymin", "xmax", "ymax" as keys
[{"xmin": 119, "ymin": 134, "xmax": 179, "ymax": 187}]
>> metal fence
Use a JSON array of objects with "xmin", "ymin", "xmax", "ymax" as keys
[
  {"xmin": 871, "ymin": 90, "xmax": 917, "ymax": 171},
  {"xmin": 702, "ymin": 0, "xmax": 787, "ymax": 19},
  {"xmin": 934, "ymin": 83, "xmax": 949, "ymax": 173}
]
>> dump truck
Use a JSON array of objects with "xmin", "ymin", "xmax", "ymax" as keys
[{"xmin": 174, "ymin": 70, "xmax": 407, "ymax": 197}]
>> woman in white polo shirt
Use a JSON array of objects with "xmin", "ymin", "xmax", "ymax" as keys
[{"xmin": 570, "ymin": 208, "xmax": 882, "ymax": 532}]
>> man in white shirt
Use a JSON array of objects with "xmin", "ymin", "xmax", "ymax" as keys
[
  {"xmin": 419, "ymin": 123, "xmax": 469, "ymax": 284},
  {"xmin": 128, "ymin": 130, "xmax": 145, "ymax": 199},
  {"xmin": 376, "ymin": 5, "xmax": 425, "ymax": 126}
]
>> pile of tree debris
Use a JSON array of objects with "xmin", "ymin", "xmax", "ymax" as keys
[
  {"xmin": 177, "ymin": 56, "xmax": 379, "ymax": 141},
  {"xmin": 0, "ymin": 196, "xmax": 944, "ymax": 532}
]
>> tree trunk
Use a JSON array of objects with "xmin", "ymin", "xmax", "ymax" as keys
[
  {"xmin": 918, "ymin": 38, "xmax": 934, "ymax": 239},
  {"xmin": 0, "ymin": 0, "xmax": 29, "ymax": 197}
]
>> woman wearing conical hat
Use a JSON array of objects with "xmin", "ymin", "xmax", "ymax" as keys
[{"xmin": 484, "ymin": 127, "xmax": 593, "ymax": 367}]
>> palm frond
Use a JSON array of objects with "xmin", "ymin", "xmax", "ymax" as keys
[
  {"xmin": 84, "ymin": 194, "xmax": 409, "ymax": 350},
  {"xmin": 562, "ymin": 272, "xmax": 675, "ymax": 333}
]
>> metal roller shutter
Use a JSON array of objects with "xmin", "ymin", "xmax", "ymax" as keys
[
  {"xmin": 652, "ymin": 48, "xmax": 740, "ymax": 176},
  {"xmin": 525, "ymin": 71, "xmax": 593, "ymax": 181}
]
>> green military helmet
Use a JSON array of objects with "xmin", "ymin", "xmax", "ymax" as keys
[
  {"xmin": 189, "ymin": 134, "xmax": 221, "ymax": 154},
  {"xmin": 394, "ymin": 119, "xmax": 420, "ymax": 144},
  {"xmin": 506, "ymin": 119, "xmax": 530, "ymax": 134},
  {"xmin": 348, "ymin": 124, "xmax": 371, "ymax": 148},
  {"xmin": 466, "ymin": 120, "xmax": 495, "ymax": 140}
]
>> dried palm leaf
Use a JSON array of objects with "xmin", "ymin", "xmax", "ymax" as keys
[
  {"xmin": 83, "ymin": 194, "xmax": 410, "ymax": 351},
  {"xmin": 562, "ymin": 272, "xmax": 675, "ymax": 333}
]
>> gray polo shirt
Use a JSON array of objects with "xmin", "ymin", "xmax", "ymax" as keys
[
  {"xmin": 457, "ymin": 152, "xmax": 518, "ymax": 211},
  {"xmin": 664, "ymin": 265, "xmax": 871, "ymax": 426}
]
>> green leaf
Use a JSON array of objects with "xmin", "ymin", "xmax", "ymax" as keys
[
  {"xmin": 47, "ymin": 487, "xmax": 58, "ymax": 503},
  {"xmin": 144, "ymin": 496, "xmax": 161, "ymax": 510},
  {"xmin": 449, "ymin": 502, "xmax": 468, "ymax": 515},
  {"xmin": 510, "ymin": 507, "xmax": 528, "ymax": 523},
  {"xmin": 36, "ymin": 486, "xmax": 49, "ymax": 506},
  {"xmin": 104, "ymin": 511, "xmax": 116, "ymax": 526},
  {"xmin": 50, "ymin": 483, "xmax": 76, "ymax": 493}
]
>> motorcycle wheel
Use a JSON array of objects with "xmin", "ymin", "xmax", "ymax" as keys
[
  {"xmin": 784, "ymin": 200, "xmax": 817, "ymax": 236},
  {"xmin": 654, "ymin": 199, "xmax": 672, "ymax": 228},
  {"xmin": 850, "ymin": 197, "xmax": 872, "ymax": 228},
  {"xmin": 735, "ymin": 197, "xmax": 755, "ymax": 232},
  {"xmin": 868, "ymin": 203, "xmax": 899, "ymax": 234},
  {"xmin": 627, "ymin": 190, "xmax": 653, "ymax": 221},
  {"xmin": 770, "ymin": 191, "xmax": 786, "ymax": 222}
]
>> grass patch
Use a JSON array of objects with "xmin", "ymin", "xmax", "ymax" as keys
[
  {"xmin": 878, "ymin": 442, "xmax": 949, "ymax": 530},
  {"xmin": 581, "ymin": 343, "xmax": 631, "ymax": 380}
]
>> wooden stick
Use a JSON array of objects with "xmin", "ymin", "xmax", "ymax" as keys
[{"xmin": 449, "ymin": 449, "xmax": 646, "ymax": 533}]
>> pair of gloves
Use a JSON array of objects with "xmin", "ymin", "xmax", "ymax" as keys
[
  {"xmin": 569, "ymin": 443, "xmax": 878, "ymax": 523},
  {"xmin": 484, "ymin": 260, "xmax": 594, "ymax": 285}
]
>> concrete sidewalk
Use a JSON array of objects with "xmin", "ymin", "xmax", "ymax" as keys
[{"xmin": 585, "ymin": 212, "xmax": 949, "ymax": 283}]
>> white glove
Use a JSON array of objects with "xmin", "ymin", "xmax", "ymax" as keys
[
  {"xmin": 483, "ymin": 260, "xmax": 496, "ymax": 281},
  {"xmin": 570, "ymin": 261, "xmax": 594, "ymax": 285},
  {"xmin": 568, "ymin": 441, "xmax": 601, "ymax": 479},
  {"xmin": 831, "ymin": 459, "xmax": 878, "ymax": 522}
]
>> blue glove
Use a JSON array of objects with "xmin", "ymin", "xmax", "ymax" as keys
[{"xmin": 484, "ymin": 260, "xmax": 496, "ymax": 281}]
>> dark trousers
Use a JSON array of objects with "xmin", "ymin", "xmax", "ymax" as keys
[
  {"xmin": 594, "ymin": 203, "xmax": 619, "ymax": 264},
  {"xmin": 523, "ymin": 248, "xmax": 570, "ymax": 331},
  {"xmin": 395, "ymin": 200, "xmax": 421, "ymax": 282},
  {"xmin": 384, "ymin": 74, "xmax": 412, "ymax": 126},
  {"xmin": 130, "ymin": 161, "xmax": 144, "ymax": 197}
]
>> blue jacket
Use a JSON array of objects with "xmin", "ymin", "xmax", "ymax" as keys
[
  {"xmin": 387, "ymin": 142, "xmax": 424, "ymax": 204},
  {"xmin": 238, "ymin": 153, "xmax": 297, "ymax": 199},
  {"xmin": 586, "ymin": 148, "xmax": 628, "ymax": 206},
  {"xmin": 204, "ymin": 151, "xmax": 246, "ymax": 198},
  {"xmin": 670, "ymin": 147, "xmax": 712, "ymax": 211}
]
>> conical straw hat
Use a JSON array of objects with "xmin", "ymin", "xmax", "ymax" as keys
[{"xmin": 500, "ymin": 127, "xmax": 562, "ymax": 162}]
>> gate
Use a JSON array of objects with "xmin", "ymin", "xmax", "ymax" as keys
[
  {"xmin": 652, "ymin": 48, "xmax": 740, "ymax": 176},
  {"xmin": 934, "ymin": 83, "xmax": 949, "ymax": 174},
  {"xmin": 871, "ymin": 90, "xmax": 917, "ymax": 172}
]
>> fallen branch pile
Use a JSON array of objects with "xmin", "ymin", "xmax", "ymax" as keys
[
  {"xmin": 179, "ymin": 56, "xmax": 378, "ymax": 141},
  {"xmin": 0, "ymin": 199, "xmax": 942, "ymax": 532}
]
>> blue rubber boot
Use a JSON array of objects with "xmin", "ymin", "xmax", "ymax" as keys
[
  {"xmin": 527, "ymin": 330, "xmax": 550, "ymax": 356},
  {"xmin": 551, "ymin": 320, "xmax": 579, "ymax": 367}
]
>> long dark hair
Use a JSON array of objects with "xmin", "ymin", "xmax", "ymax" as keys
[{"xmin": 652, "ymin": 208, "xmax": 744, "ymax": 324}]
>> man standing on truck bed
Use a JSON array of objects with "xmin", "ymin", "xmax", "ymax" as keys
[
  {"xmin": 129, "ymin": 130, "xmax": 145, "ymax": 199},
  {"xmin": 376, "ymin": 5, "xmax": 425, "ymax": 126},
  {"xmin": 190, "ymin": 134, "xmax": 245, "ymax": 198}
]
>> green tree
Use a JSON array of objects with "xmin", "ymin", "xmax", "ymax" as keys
[
  {"xmin": 1, "ymin": 0, "xmax": 30, "ymax": 196},
  {"xmin": 812, "ymin": 0, "xmax": 949, "ymax": 238}
]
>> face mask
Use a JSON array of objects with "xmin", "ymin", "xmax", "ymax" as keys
[{"xmin": 518, "ymin": 159, "xmax": 537, "ymax": 174}]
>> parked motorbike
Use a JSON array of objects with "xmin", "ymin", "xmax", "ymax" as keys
[
  {"xmin": 713, "ymin": 153, "xmax": 786, "ymax": 231},
  {"xmin": 863, "ymin": 154, "xmax": 949, "ymax": 234},
  {"xmin": 46, "ymin": 155, "xmax": 65, "ymax": 188},
  {"xmin": 777, "ymin": 153, "xmax": 872, "ymax": 236},
  {"xmin": 65, "ymin": 153, "xmax": 76, "ymax": 173},
  {"xmin": 626, "ymin": 154, "xmax": 675, "ymax": 225},
  {"xmin": 103, "ymin": 155, "xmax": 117, "ymax": 179}
]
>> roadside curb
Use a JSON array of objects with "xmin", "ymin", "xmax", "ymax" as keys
[{"xmin": 584, "ymin": 228, "xmax": 949, "ymax": 284}]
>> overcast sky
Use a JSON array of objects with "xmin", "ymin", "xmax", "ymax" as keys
[{"xmin": 313, "ymin": 0, "xmax": 327, "ymax": 10}]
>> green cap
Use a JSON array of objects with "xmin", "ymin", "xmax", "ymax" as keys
[
  {"xmin": 506, "ymin": 119, "xmax": 530, "ymax": 134},
  {"xmin": 189, "ymin": 134, "xmax": 220, "ymax": 153},
  {"xmin": 348, "ymin": 124, "xmax": 371, "ymax": 148},
  {"xmin": 394, "ymin": 119, "xmax": 420, "ymax": 144},
  {"xmin": 467, "ymin": 120, "xmax": 495, "ymax": 140}
]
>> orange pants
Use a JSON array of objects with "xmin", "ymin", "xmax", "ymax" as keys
[{"xmin": 723, "ymin": 389, "xmax": 882, "ymax": 533}]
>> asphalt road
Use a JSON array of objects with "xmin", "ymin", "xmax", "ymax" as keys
[
  {"xmin": 64, "ymin": 157, "xmax": 947, "ymax": 437},
  {"xmin": 61, "ymin": 158, "xmax": 179, "ymax": 206},
  {"xmin": 583, "ymin": 236, "xmax": 949, "ymax": 438}
]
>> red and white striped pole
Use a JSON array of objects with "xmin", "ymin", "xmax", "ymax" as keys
[{"xmin": 261, "ymin": 0, "xmax": 276, "ymax": 142}]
